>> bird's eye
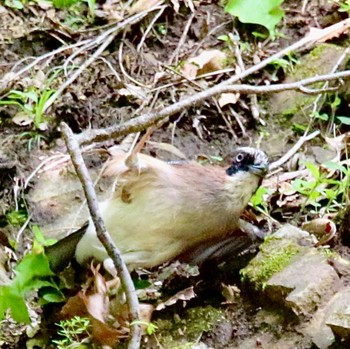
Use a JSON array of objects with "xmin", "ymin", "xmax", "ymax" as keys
[{"xmin": 236, "ymin": 153, "xmax": 245, "ymax": 162}]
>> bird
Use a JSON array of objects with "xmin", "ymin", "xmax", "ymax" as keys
[{"xmin": 46, "ymin": 146, "xmax": 269, "ymax": 272}]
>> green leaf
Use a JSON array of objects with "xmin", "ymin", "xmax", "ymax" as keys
[
  {"xmin": 4, "ymin": 0, "xmax": 24, "ymax": 10},
  {"xmin": 250, "ymin": 186, "xmax": 269, "ymax": 207},
  {"xmin": 337, "ymin": 116, "xmax": 350, "ymax": 125},
  {"xmin": 305, "ymin": 162, "xmax": 320, "ymax": 180},
  {"xmin": 324, "ymin": 161, "xmax": 348, "ymax": 174},
  {"xmin": 33, "ymin": 226, "xmax": 57, "ymax": 247},
  {"xmin": 39, "ymin": 288, "xmax": 65, "ymax": 304},
  {"xmin": 53, "ymin": 0, "xmax": 79, "ymax": 8},
  {"xmin": 217, "ymin": 35, "xmax": 229, "ymax": 42},
  {"xmin": 0, "ymin": 252, "xmax": 56, "ymax": 322},
  {"xmin": 0, "ymin": 286, "xmax": 30, "ymax": 323},
  {"xmin": 15, "ymin": 252, "xmax": 54, "ymax": 291},
  {"xmin": 225, "ymin": 0, "xmax": 285, "ymax": 37}
]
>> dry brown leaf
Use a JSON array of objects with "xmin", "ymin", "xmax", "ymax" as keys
[
  {"xmin": 60, "ymin": 292, "xmax": 89, "ymax": 319},
  {"xmin": 181, "ymin": 50, "xmax": 226, "ymax": 79},
  {"xmin": 221, "ymin": 284, "xmax": 241, "ymax": 304},
  {"xmin": 12, "ymin": 112, "xmax": 33, "ymax": 127},
  {"xmin": 138, "ymin": 303, "xmax": 155, "ymax": 334},
  {"xmin": 276, "ymin": 193, "xmax": 302, "ymax": 208},
  {"xmin": 95, "ymin": 0, "xmax": 123, "ymax": 21},
  {"xmin": 181, "ymin": 62, "xmax": 199, "ymax": 80},
  {"xmin": 90, "ymin": 317, "xmax": 126, "ymax": 346},
  {"xmin": 82, "ymin": 292, "xmax": 109, "ymax": 323},
  {"xmin": 128, "ymin": 0, "xmax": 163, "ymax": 15},
  {"xmin": 147, "ymin": 141, "xmax": 188, "ymax": 159},
  {"xmin": 188, "ymin": 50, "xmax": 226, "ymax": 71},
  {"xmin": 156, "ymin": 286, "xmax": 196, "ymax": 310},
  {"xmin": 118, "ymin": 83, "xmax": 148, "ymax": 100},
  {"xmin": 325, "ymin": 132, "xmax": 350, "ymax": 154}
]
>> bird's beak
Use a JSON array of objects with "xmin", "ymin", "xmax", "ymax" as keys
[{"xmin": 249, "ymin": 163, "xmax": 269, "ymax": 177}]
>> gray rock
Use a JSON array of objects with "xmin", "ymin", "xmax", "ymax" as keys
[{"xmin": 266, "ymin": 250, "xmax": 342, "ymax": 315}]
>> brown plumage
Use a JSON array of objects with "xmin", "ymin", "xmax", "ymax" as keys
[{"xmin": 74, "ymin": 147, "xmax": 268, "ymax": 270}]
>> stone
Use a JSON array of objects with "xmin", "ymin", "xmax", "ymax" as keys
[
  {"xmin": 266, "ymin": 250, "xmax": 342, "ymax": 315},
  {"xmin": 302, "ymin": 287, "xmax": 350, "ymax": 348}
]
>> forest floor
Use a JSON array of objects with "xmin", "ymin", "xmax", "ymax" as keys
[{"xmin": 1, "ymin": 0, "xmax": 350, "ymax": 348}]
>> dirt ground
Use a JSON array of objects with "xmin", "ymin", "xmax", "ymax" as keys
[{"xmin": 1, "ymin": 0, "xmax": 350, "ymax": 348}]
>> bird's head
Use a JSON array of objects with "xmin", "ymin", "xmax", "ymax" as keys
[{"xmin": 226, "ymin": 147, "xmax": 269, "ymax": 178}]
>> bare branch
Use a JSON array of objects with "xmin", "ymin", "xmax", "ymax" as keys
[
  {"xmin": 60, "ymin": 122, "xmax": 141, "ymax": 349},
  {"xmin": 76, "ymin": 69, "xmax": 350, "ymax": 145},
  {"xmin": 269, "ymin": 130, "xmax": 321, "ymax": 170}
]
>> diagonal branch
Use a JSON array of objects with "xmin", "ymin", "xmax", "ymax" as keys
[
  {"xmin": 76, "ymin": 69, "xmax": 350, "ymax": 145},
  {"xmin": 60, "ymin": 122, "xmax": 141, "ymax": 349}
]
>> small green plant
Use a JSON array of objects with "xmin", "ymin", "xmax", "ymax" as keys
[
  {"xmin": 224, "ymin": 0, "xmax": 285, "ymax": 38},
  {"xmin": 250, "ymin": 186, "xmax": 272, "ymax": 214},
  {"xmin": 52, "ymin": 316, "xmax": 91, "ymax": 349},
  {"xmin": 6, "ymin": 209, "xmax": 27, "ymax": 227},
  {"xmin": 0, "ymin": 70, "xmax": 59, "ymax": 148},
  {"xmin": 269, "ymin": 52, "xmax": 298, "ymax": 74},
  {"xmin": 335, "ymin": 0, "xmax": 350, "ymax": 13},
  {"xmin": 54, "ymin": 0, "xmax": 95, "ymax": 17},
  {"xmin": 292, "ymin": 161, "xmax": 350, "ymax": 214},
  {"xmin": 0, "ymin": 226, "xmax": 63, "ymax": 323},
  {"xmin": 131, "ymin": 320, "xmax": 158, "ymax": 336},
  {"xmin": 3, "ymin": 0, "xmax": 95, "ymax": 17},
  {"xmin": 0, "ymin": 86, "xmax": 55, "ymax": 131}
]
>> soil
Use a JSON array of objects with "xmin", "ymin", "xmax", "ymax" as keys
[{"xmin": 1, "ymin": 0, "xmax": 350, "ymax": 348}]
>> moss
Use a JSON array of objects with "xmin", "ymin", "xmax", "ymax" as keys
[
  {"xmin": 240, "ymin": 237, "xmax": 301, "ymax": 289},
  {"xmin": 154, "ymin": 306, "xmax": 224, "ymax": 348}
]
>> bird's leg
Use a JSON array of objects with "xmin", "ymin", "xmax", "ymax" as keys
[{"xmin": 238, "ymin": 219, "xmax": 265, "ymax": 240}]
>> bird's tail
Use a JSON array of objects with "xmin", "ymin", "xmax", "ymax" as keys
[{"xmin": 45, "ymin": 222, "xmax": 89, "ymax": 272}]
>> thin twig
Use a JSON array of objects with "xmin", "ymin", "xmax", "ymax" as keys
[
  {"xmin": 119, "ymin": 40, "xmax": 149, "ymax": 87},
  {"xmin": 222, "ymin": 18, "xmax": 350, "ymax": 86},
  {"xmin": 43, "ymin": 7, "xmax": 161, "ymax": 113},
  {"xmin": 269, "ymin": 130, "xmax": 320, "ymax": 170},
  {"xmin": 60, "ymin": 122, "xmax": 141, "ymax": 349},
  {"xmin": 76, "ymin": 69, "xmax": 350, "ymax": 145},
  {"xmin": 137, "ymin": 6, "xmax": 167, "ymax": 52},
  {"xmin": 168, "ymin": 12, "xmax": 195, "ymax": 65},
  {"xmin": 0, "ymin": 39, "xmax": 91, "ymax": 92}
]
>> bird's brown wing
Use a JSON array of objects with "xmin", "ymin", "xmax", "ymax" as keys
[{"xmin": 103, "ymin": 153, "xmax": 174, "ymax": 203}]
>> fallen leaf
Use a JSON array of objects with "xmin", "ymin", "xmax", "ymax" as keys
[
  {"xmin": 218, "ymin": 93, "xmax": 240, "ymax": 107},
  {"xmin": 221, "ymin": 283, "xmax": 241, "ymax": 304},
  {"xmin": 147, "ymin": 141, "xmax": 188, "ymax": 159},
  {"xmin": 325, "ymin": 132, "xmax": 350, "ymax": 154},
  {"xmin": 181, "ymin": 50, "xmax": 226, "ymax": 79},
  {"xmin": 308, "ymin": 18, "xmax": 350, "ymax": 43},
  {"xmin": 12, "ymin": 112, "xmax": 33, "ymax": 126},
  {"xmin": 128, "ymin": 0, "xmax": 163, "ymax": 15},
  {"xmin": 90, "ymin": 317, "xmax": 124, "ymax": 346},
  {"xmin": 156, "ymin": 286, "xmax": 196, "ymax": 310},
  {"xmin": 95, "ymin": 0, "xmax": 123, "ymax": 21}
]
